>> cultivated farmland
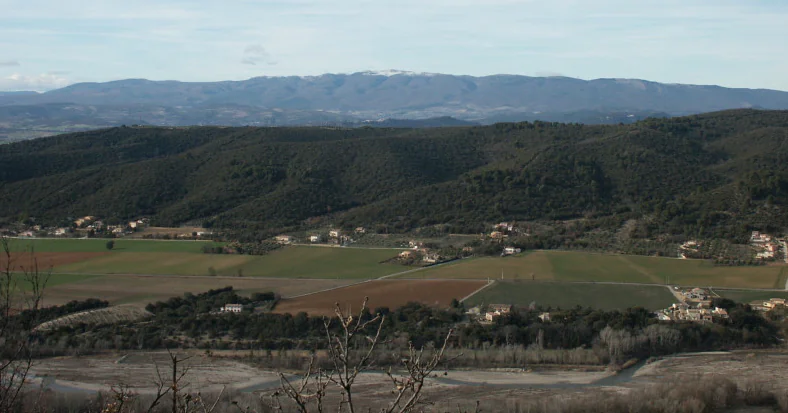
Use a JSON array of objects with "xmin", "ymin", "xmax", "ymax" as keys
[
  {"xmin": 7, "ymin": 238, "xmax": 219, "ymax": 253},
  {"xmin": 0, "ymin": 251, "xmax": 109, "ymax": 271},
  {"xmin": 274, "ymin": 279, "xmax": 488, "ymax": 317},
  {"xmin": 410, "ymin": 251, "xmax": 786, "ymax": 289},
  {"xmin": 464, "ymin": 281, "xmax": 677, "ymax": 310},
  {"xmin": 41, "ymin": 274, "xmax": 356, "ymax": 307},
  {"xmin": 52, "ymin": 246, "xmax": 405, "ymax": 278},
  {"xmin": 713, "ymin": 289, "xmax": 788, "ymax": 304}
]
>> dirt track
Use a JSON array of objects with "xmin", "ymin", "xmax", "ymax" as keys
[{"xmin": 273, "ymin": 279, "xmax": 487, "ymax": 316}]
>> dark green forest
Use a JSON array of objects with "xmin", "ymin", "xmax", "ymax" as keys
[{"xmin": 1, "ymin": 110, "xmax": 787, "ymax": 241}]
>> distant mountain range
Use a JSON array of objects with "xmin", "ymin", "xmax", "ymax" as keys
[{"xmin": 2, "ymin": 71, "xmax": 788, "ymax": 141}]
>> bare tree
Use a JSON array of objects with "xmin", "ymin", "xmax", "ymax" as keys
[
  {"xmin": 102, "ymin": 349, "xmax": 226, "ymax": 413},
  {"xmin": 269, "ymin": 298, "xmax": 456, "ymax": 413},
  {"xmin": 0, "ymin": 234, "xmax": 51, "ymax": 411}
]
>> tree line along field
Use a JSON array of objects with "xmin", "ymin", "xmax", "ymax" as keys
[
  {"xmin": 407, "ymin": 251, "xmax": 788, "ymax": 289},
  {"xmin": 464, "ymin": 281, "xmax": 677, "ymax": 311}
]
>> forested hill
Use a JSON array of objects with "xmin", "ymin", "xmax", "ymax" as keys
[{"xmin": 1, "ymin": 109, "xmax": 788, "ymax": 240}]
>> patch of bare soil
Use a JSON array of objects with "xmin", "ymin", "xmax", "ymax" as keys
[{"xmin": 29, "ymin": 352, "xmax": 280, "ymax": 394}]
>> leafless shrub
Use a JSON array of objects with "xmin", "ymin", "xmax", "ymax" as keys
[
  {"xmin": 0, "ymin": 234, "xmax": 51, "ymax": 411},
  {"xmin": 264, "ymin": 298, "xmax": 455, "ymax": 413}
]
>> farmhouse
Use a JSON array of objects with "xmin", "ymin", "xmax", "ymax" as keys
[
  {"xmin": 763, "ymin": 298, "xmax": 787, "ymax": 309},
  {"xmin": 275, "ymin": 235, "xmax": 295, "ymax": 244},
  {"xmin": 494, "ymin": 222, "xmax": 515, "ymax": 233},
  {"xmin": 751, "ymin": 231, "xmax": 772, "ymax": 243},
  {"xmin": 538, "ymin": 312, "xmax": 551, "ymax": 322},
  {"xmin": 490, "ymin": 231, "xmax": 505, "ymax": 240},
  {"xmin": 329, "ymin": 229, "xmax": 341, "ymax": 238},
  {"xmin": 422, "ymin": 253, "xmax": 442, "ymax": 264},
  {"xmin": 310, "ymin": 234, "xmax": 323, "ymax": 243},
  {"xmin": 502, "ymin": 247, "xmax": 522, "ymax": 256},
  {"xmin": 399, "ymin": 250, "xmax": 415, "ymax": 259},
  {"xmin": 485, "ymin": 304, "xmax": 512, "ymax": 321},
  {"xmin": 355, "ymin": 227, "xmax": 366, "ymax": 234},
  {"xmin": 221, "ymin": 304, "xmax": 243, "ymax": 313},
  {"xmin": 408, "ymin": 240, "xmax": 424, "ymax": 249}
]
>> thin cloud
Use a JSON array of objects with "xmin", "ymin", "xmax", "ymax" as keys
[
  {"xmin": 0, "ymin": 73, "xmax": 70, "ymax": 92},
  {"xmin": 0, "ymin": 60, "xmax": 20, "ymax": 67},
  {"xmin": 241, "ymin": 44, "xmax": 276, "ymax": 66}
]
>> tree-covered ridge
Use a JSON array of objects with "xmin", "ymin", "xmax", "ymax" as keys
[{"xmin": 1, "ymin": 110, "xmax": 788, "ymax": 240}]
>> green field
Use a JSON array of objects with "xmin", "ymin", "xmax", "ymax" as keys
[
  {"xmin": 410, "ymin": 251, "xmax": 785, "ymax": 289},
  {"xmin": 7, "ymin": 238, "xmax": 219, "ymax": 253},
  {"xmin": 52, "ymin": 246, "xmax": 405, "ymax": 278},
  {"xmin": 465, "ymin": 281, "xmax": 677, "ymax": 310},
  {"xmin": 714, "ymin": 289, "xmax": 788, "ymax": 304}
]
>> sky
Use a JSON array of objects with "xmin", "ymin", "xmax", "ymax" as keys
[{"xmin": 1, "ymin": 0, "xmax": 787, "ymax": 92}]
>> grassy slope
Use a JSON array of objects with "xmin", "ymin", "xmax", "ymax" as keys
[
  {"xmin": 465, "ymin": 281, "xmax": 676, "ymax": 310},
  {"xmin": 411, "ymin": 251, "xmax": 784, "ymax": 288},
  {"xmin": 8, "ymin": 238, "xmax": 219, "ymax": 253},
  {"xmin": 52, "ymin": 246, "xmax": 405, "ymax": 278}
]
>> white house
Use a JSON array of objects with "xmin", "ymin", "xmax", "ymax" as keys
[
  {"xmin": 310, "ymin": 234, "xmax": 322, "ymax": 243},
  {"xmin": 503, "ymin": 247, "xmax": 522, "ymax": 256},
  {"xmin": 329, "ymin": 229, "xmax": 341, "ymax": 238},
  {"xmin": 275, "ymin": 235, "xmax": 294, "ymax": 244},
  {"xmin": 221, "ymin": 304, "xmax": 243, "ymax": 313}
]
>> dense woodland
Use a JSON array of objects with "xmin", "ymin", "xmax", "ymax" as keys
[{"xmin": 1, "ymin": 110, "xmax": 788, "ymax": 245}]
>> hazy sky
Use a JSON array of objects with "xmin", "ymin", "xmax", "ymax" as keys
[{"xmin": 1, "ymin": 0, "xmax": 786, "ymax": 91}]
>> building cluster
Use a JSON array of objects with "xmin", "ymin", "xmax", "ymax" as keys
[
  {"xmin": 657, "ymin": 303, "xmax": 729, "ymax": 323},
  {"xmin": 275, "ymin": 227, "xmax": 367, "ymax": 246},
  {"xmin": 656, "ymin": 288, "xmax": 728, "ymax": 323},
  {"xmin": 398, "ymin": 248, "xmax": 443, "ymax": 264},
  {"xmin": 751, "ymin": 298, "xmax": 787, "ymax": 312},
  {"xmin": 6, "ymin": 216, "xmax": 154, "ymax": 238},
  {"xmin": 489, "ymin": 222, "xmax": 525, "ymax": 240},
  {"xmin": 466, "ymin": 304, "xmax": 513, "ymax": 323},
  {"xmin": 750, "ymin": 231, "xmax": 781, "ymax": 260},
  {"xmin": 678, "ymin": 240, "xmax": 700, "ymax": 259}
]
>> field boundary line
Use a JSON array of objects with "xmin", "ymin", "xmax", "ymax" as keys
[
  {"xmin": 459, "ymin": 280, "xmax": 496, "ymax": 303},
  {"xmin": 284, "ymin": 280, "xmax": 373, "ymax": 300}
]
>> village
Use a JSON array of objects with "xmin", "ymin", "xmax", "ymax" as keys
[{"xmin": 2, "ymin": 216, "xmax": 214, "ymax": 240}]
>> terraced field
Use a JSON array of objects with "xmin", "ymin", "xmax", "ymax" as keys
[{"xmin": 407, "ymin": 251, "xmax": 786, "ymax": 288}]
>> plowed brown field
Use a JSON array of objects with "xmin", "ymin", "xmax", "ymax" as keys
[
  {"xmin": 0, "ymin": 252, "xmax": 107, "ymax": 271},
  {"xmin": 274, "ymin": 279, "xmax": 488, "ymax": 316}
]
